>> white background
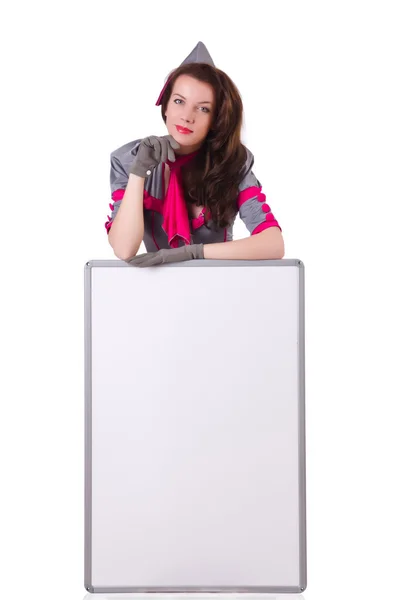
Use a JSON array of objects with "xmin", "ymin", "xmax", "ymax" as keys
[{"xmin": 1, "ymin": 1, "xmax": 396, "ymax": 598}]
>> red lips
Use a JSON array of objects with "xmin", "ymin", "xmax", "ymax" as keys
[{"xmin": 176, "ymin": 125, "xmax": 193, "ymax": 134}]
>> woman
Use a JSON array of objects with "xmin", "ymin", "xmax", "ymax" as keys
[{"xmin": 105, "ymin": 41, "xmax": 284, "ymax": 267}]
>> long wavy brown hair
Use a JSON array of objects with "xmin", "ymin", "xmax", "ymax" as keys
[{"xmin": 159, "ymin": 62, "xmax": 248, "ymax": 229}]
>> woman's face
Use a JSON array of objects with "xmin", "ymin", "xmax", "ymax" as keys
[{"xmin": 165, "ymin": 74, "xmax": 215, "ymax": 154}]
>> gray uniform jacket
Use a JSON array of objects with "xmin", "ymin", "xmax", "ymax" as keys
[{"xmin": 105, "ymin": 139, "xmax": 282, "ymax": 252}]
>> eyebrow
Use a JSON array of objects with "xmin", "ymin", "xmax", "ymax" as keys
[{"xmin": 172, "ymin": 93, "xmax": 212, "ymax": 105}]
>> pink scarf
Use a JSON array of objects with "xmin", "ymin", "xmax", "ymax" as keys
[{"xmin": 162, "ymin": 150, "xmax": 200, "ymax": 248}]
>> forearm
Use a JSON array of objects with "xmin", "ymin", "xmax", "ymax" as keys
[
  {"xmin": 203, "ymin": 228, "xmax": 284, "ymax": 260},
  {"xmin": 108, "ymin": 173, "xmax": 145, "ymax": 260}
]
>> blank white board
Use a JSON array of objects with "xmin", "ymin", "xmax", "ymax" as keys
[{"xmin": 84, "ymin": 258, "xmax": 307, "ymax": 593}]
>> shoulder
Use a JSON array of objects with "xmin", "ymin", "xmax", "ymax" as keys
[
  {"xmin": 238, "ymin": 145, "xmax": 261, "ymax": 192},
  {"xmin": 110, "ymin": 138, "xmax": 143, "ymax": 166},
  {"xmin": 241, "ymin": 145, "xmax": 255, "ymax": 173},
  {"xmin": 109, "ymin": 138, "xmax": 145, "ymax": 195}
]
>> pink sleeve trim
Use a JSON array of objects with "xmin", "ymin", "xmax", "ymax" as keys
[
  {"xmin": 105, "ymin": 192, "xmax": 216, "ymax": 234},
  {"xmin": 237, "ymin": 185, "xmax": 264, "ymax": 208},
  {"xmin": 252, "ymin": 221, "xmax": 282, "ymax": 235},
  {"xmin": 104, "ymin": 202, "xmax": 114, "ymax": 233},
  {"xmin": 143, "ymin": 191, "xmax": 164, "ymax": 214},
  {"xmin": 111, "ymin": 188, "xmax": 164, "ymax": 212},
  {"xmin": 237, "ymin": 185, "xmax": 282, "ymax": 234},
  {"xmin": 111, "ymin": 188, "xmax": 126, "ymax": 201}
]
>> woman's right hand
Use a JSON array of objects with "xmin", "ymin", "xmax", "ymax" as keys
[{"xmin": 129, "ymin": 135, "xmax": 181, "ymax": 178}]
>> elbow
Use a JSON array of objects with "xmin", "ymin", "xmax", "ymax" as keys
[
  {"xmin": 108, "ymin": 228, "xmax": 139, "ymax": 261},
  {"xmin": 113, "ymin": 247, "xmax": 138, "ymax": 262},
  {"xmin": 118, "ymin": 252, "xmax": 137, "ymax": 262},
  {"xmin": 278, "ymin": 241, "xmax": 285, "ymax": 259},
  {"xmin": 257, "ymin": 226, "xmax": 285, "ymax": 259},
  {"xmin": 274, "ymin": 231, "xmax": 285, "ymax": 259},
  {"xmin": 268, "ymin": 248, "xmax": 284, "ymax": 260},
  {"xmin": 266, "ymin": 239, "xmax": 285, "ymax": 260}
]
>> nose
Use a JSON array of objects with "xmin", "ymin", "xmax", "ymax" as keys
[{"xmin": 181, "ymin": 111, "xmax": 194, "ymax": 124}]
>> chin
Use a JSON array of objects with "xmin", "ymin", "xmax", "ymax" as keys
[{"xmin": 177, "ymin": 137, "xmax": 197, "ymax": 147}]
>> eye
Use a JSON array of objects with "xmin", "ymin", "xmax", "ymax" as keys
[{"xmin": 173, "ymin": 98, "xmax": 210, "ymax": 113}]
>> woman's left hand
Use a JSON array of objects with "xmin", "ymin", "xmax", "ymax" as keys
[{"xmin": 125, "ymin": 243, "xmax": 204, "ymax": 267}]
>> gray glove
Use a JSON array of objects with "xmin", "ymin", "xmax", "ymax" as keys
[
  {"xmin": 129, "ymin": 135, "xmax": 181, "ymax": 178},
  {"xmin": 125, "ymin": 244, "xmax": 204, "ymax": 267}
]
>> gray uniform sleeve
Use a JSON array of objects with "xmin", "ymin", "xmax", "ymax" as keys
[
  {"xmin": 105, "ymin": 138, "xmax": 142, "ymax": 234},
  {"xmin": 237, "ymin": 147, "xmax": 282, "ymax": 235}
]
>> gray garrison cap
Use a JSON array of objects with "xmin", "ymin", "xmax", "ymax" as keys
[{"xmin": 155, "ymin": 41, "xmax": 216, "ymax": 106}]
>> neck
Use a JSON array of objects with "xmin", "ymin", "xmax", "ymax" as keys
[
  {"xmin": 175, "ymin": 142, "xmax": 203, "ymax": 156},
  {"xmin": 172, "ymin": 149, "xmax": 200, "ymax": 162}
]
